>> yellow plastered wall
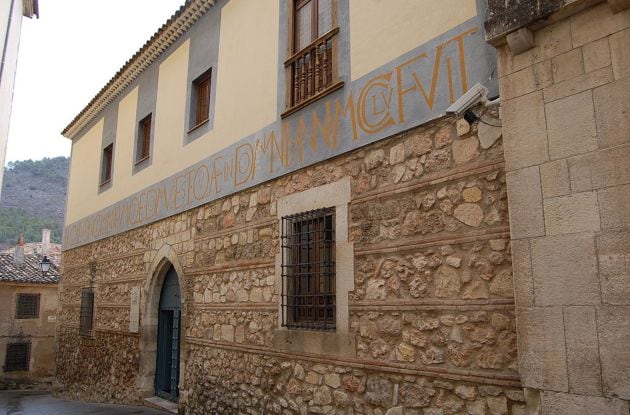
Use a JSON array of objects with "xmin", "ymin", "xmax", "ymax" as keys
[
  {"xmin": 349, "ymin": 0, "xmax": 477, "ymax": 80},
  {"xmin": 212, "ymin": 0, "xmax": 279, "ymax": 141},
  {"xmin": 65, "ymin": 0, "xmax": 281, "ymax": 226},
  {"xmin": 66, "ymin": 119, "xmax": 103, "ymax": 223}
]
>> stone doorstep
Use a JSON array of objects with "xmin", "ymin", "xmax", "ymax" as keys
[{"xmin": 143, "ymin": 396, "xmax": 179, "ymax": 414}]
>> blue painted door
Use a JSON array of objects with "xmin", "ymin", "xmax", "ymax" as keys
[{"xmin": 155, "ymin": 266, "xmax": 181, "ymax": 402}]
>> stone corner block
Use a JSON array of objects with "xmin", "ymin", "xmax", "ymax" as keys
[
  {"xmin": 502, "ymin": 91, "xmax": 549, "ymax": 171},
  {"xmin": 506, "ymin": 166, "xmax": 545, "ymax": 239},
  {"xmin": 531, "ymin": 233, "xmax": 600, "ymax": 306},
  {"xmin": 516, "ymin": 307, "xmax": 568, "ymax": 392}
]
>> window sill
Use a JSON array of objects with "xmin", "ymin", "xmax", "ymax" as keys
[
  {"xmin": 273, "ymin": 328, "xmax": 356, "ymax": 358},
  {"xmin": 281, "ymin": 81, "xmax": 344, "ymax": 119},
  {"xmin": 134, "ymin": 155, "xmax": 150, "ymax": 166},
  {"xmin": 187, "ymin": 119, "xmax": 209, "ymax": 134}
]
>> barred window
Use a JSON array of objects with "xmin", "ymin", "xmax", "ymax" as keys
[
  {"xmin": 281, "ymin": 208, "xmax": 335, "ymax": 330},
  {"xmin": 4, "ymin": 342, "xmax": 30, "ymax": 372},
  {"xmin": 79, "ymin": 288, "xmax": 95, "ymax": 336},
  {"xmin": 15, "ymin": 293, "xmax": 40, "ymax": 319}
]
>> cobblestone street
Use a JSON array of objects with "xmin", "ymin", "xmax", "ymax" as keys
[{"xmin": 0, "ymin": 391, "xmax": 168, "ymax": 415}]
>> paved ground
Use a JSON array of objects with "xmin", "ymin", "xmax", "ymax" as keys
[{"xmin": 0, "ymin": 391, "xmax": 168, "ymax": 415}]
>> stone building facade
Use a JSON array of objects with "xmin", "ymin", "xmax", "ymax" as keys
[
  {"xmin": 487, "ymin": 0, "xmax": 630, "ymax": 413},
  {"xmin": 57, "ymin": 0, "xmax": 630, "ymax": 414}
]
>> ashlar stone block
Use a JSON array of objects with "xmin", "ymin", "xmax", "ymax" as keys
[
  {"xmin": 570, "ymin": 2, "xmax": 630, "ymax": 47},
  {"xmin": 511, "ymin": 239, "xmax": 534, "ymax": 307},
  {"xmin": 499, "ymin": 60, "xmax": 552, "ymax": 100},
  {"xmin": 506, "ymin": 166, "xmax": 545, "ymax": 239},
  {"xmin": 610, "ymin": 27, "xmax": 630, "ymax": 79},
  {"xmin": 597, "ymin": 306, "xmax": 630, "ymax": 399},
  {"xmin": 546, "ymin": 91, "xmax": 598, "ymax": 160},
  {"xmin": 563, "ymin": 306, "xmax": 602, "ymax": 395},
  {"xmin": 543, "ymin": 191, "xmax": 600, "ymax": 236},
  {"xmin": 531, "ymin": 233, "xmax": 600, "ymax": 306},
  {"xmin": 516, "ymin": 307, "xmax": 568, "ymax": 392},
  {"xmin": 540, "ymin": 391, "xmax": 629, "ymax": 415},
  {"xmin": 598, "ymin": 184, "xmax": 630, "ymax": 229},
  {"xmin": 502, "ymin": 92, "xmax": 549, "ymax": 171},
  {"xmin": 540, "ymin": 159, "xmax": 570, "ymax": 198},
  {"xmin": 596, "ymin": 229, "xmax": 630, "ymax": 304},
  {"xmin": 594, "ymin": 77, "xmax": 630, "ymax": 148},
  {"xmin": 551, "ymin": 49, "xmax": 584, "ymax": 83},
  {"xmin": 583, "ymin": 37, "xmax": 612, "ymax": 73}
]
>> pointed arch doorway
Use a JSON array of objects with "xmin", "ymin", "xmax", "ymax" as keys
[{"xmin": 155, "ymin": 265, "xmax": 181, "ymax": 401}]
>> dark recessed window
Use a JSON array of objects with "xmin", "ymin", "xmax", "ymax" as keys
[
  {"xmin": 281, "ymin": 207, "xmax": 336, "ymax": 331},
  {"xmin": 191, "ymin": 69, "xmax": 211, "ymax": 129},
  {"xmin": 101, "ymin": 144, "xmax": 113, "ymax": 185},
  {"xmin": 136, "ymin": 113, "xmax": 152, "ymax": 163},
  {"xmin": 4, "ymin": 342, "xmax": 30, "ymax": 372},
  {"xmin": 79, "ymin": 287, "xmax": 94, "ymax": 337},
  {"xmin": 15, "ymin": 293, "xmax": 40, "ymax": 319}
]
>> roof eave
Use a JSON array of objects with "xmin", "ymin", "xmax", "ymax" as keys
[{"xmin": 62, "ymin": 0, "xmax": 215, "ymax": 140}]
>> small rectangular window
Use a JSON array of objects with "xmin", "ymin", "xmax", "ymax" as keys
[
  {"xmin": 15, "ymin": 293, "xmax": 40, "ymax": 319},
  {"xmin": 101, "ymin": 144, "xmax": 113, "ymax": 185},
  {"xmin": 79, "ymin": 288, "xmax": 94, "ymax": 336},
  {"xmin": 281, "ymin": 207, "xmax": 336, "ymax": 331},
  {"xmin": 136, "ymin": 114, "xmax": 152, "ymax": 163},
  {"xmin": 191, "ymin": 69, "xmax": 211, "ymax": 129},
  {"xmin": 4, "ymin": 342, "xmax": 30, "ymax": 372}
]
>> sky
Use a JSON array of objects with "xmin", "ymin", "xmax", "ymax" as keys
[{"xmin": 6, "ymin": 0, "xmax": 186, "ymax": 164}]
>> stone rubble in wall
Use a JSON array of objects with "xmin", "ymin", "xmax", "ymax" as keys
[{"xmin": 57, "ymin": 116, "xmax": 518, "ymax": 413}]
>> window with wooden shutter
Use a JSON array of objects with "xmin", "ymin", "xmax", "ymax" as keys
[
  {"xmin": 100, "ymin": 144, "xmax": 113, "ymax": 185},
  {"xmin": 284, "ymin": 0, "xmax": 341, "ymax": 116},
  {"xmin": 190, "ymin": 69, "xmax": 212, "ymax": 130},
  {"xmin": 15, "ymin": 293, "xmax": 40, "ymax": 319},
  {"xmin": 4, "ymin": 342, "xmax": 31, "ymax": 372},
  {"xmin": 79, "ymin": 287, "xmax": 94, "ymax": 337},
  {"xmin": 136, "ymin": 114, "xmax": 152, "ymax": 163}
]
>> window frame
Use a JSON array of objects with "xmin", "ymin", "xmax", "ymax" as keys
[
  {"xmin": 4, "ymin": 342, "xmax": 31, "ymax": 372},
  {"xmin": 281, "ymin": 207, "xmax": 336, "ymax": 331},
  {"xmin": 136, "ymin": 113, "xmax": 152, "ymax": 164},
  {"xmin": 15, "ymin": 293, "xmax": 40, "ymax": 319},
  {"xmin": 283, "ymin": 0, "xmax": 343, "ymax": 118},
  {"xmin": 100, "ymin": 143, "xmax": 114, "ymax": 186},
  {"xmin": 188, "ymin": 68, "xmax": 212, "ymax": 133},
  {"xmin": 79, "ymin": 287, "xmax": 95, "ymax": 337}
]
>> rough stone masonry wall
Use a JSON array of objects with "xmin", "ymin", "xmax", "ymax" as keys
[
  {"xmin": 57, "ymin": 112, "xmax": 525, "ymax": 414},
  {"xmin": 497, "ymin": 2, "xmax": 630, "ymax": 413}
]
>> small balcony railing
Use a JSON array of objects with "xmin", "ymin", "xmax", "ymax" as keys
[{"xmin": 284, "ymin": 28, "xmax": 342, "ymax": 116}]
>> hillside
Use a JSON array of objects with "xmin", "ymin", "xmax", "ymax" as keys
[{"xmin": 0, "ymin": 157, "xmax": 68, "ymax": 248}]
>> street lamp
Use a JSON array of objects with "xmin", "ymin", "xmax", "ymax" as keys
[{"xmin": 39, "ymin": 256, "xmax": 51, "ymax": 276}]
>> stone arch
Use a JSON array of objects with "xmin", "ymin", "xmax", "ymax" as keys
[{"xmin": 137, "ymin": 244, "xmax": 187, "ymax": 400}]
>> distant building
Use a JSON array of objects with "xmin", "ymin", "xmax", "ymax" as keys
[
  {"xmin": 0, "ymin": 0, "xmax": 39, "ymax": 198},
  {"xmin": 0, "ymin": 229, "xmax": 60, "ymax": 389}
]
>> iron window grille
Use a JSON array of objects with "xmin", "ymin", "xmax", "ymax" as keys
[
  {"xmin": 4, "ymin": 342, "xmax": 30, "ymax": 372},
  {"xmin": 15, "ymin": 293, "xmax": 40, "ymax": 319},
  {"xmin": 79, "ymin": 288, "xmax": 95, "ymax": 337},
  {"xmin": 281, "ymin": 207, "xmax": 336, "ymax": 331}
]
